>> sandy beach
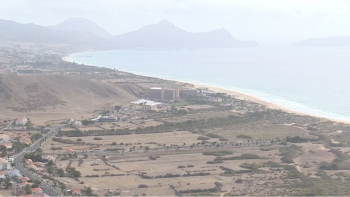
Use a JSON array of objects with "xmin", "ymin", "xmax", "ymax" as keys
[{"xmin": 63, "ymin": 55, "xmax": 350, "ymax": 125}]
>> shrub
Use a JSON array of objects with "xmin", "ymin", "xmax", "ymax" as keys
[
  {"xmin": 206, "ymin": 133, "xmax": 222, "ymax": 138},
  {"xmin": 138, "ymin": 184, "xmax": 148, "ymax": 188},
  {"xmin": 203, "ymin": 150, "xmax": 233, "ymax": 156},
  {"xmin": 236, "ymin": 135, "xmax": 252, "ymax": 139},
  {"xmin": 197, "ymin": 136, "xmax": 210, "ymax": 140}
]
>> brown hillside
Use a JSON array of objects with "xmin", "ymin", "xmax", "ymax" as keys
[{"xmin": 0, "ymin": 74, "xmax": 145, "ymax": 124}]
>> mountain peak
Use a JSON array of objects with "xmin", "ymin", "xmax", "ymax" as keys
[
  {"xmin": 52, "ymin": 17, "xmax": 112, "ymax": 37},
  {"xmin": 158, "ymin": 20, "xmax": 174, "ymax": 25}
]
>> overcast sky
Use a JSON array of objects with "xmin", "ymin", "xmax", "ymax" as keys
[{"xmin": 1, "ymin": 0, "xmax": 350, "ymax": 46}]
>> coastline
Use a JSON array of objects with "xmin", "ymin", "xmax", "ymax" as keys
[{"xmin": 63, "ymin": 54, "xmax": 350, "ymax": 125}]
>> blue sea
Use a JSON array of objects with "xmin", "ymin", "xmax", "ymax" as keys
[{"xmin": 70, "ymin": 47, "xmax": 350, "ymax": 122}]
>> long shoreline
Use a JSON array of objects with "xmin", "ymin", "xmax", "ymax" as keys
[{"xmin": 63, "ymin": 54, "xmax": 350, "ymax": 125}]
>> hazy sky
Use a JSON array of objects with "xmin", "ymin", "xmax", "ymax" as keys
[{"xmin": 1, "ymin": 0, "xmax": 350, "ymax": 45}]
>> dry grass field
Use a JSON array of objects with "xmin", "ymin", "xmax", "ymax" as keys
[
  {"xmin": 51, "ymin": 143, "xmax": 287, "ymax": 196},
  {"xmin": 4, "ymin": 67, "xmax": 350, "ymax": 196},
  {"xmin": 42, "ymin": 113, "xmax": 332, "ymax": 196}
]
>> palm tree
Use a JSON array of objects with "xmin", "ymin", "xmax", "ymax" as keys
[{"xmin": 5, "ymin": 177, "xmax": 12, "ymax": 189}]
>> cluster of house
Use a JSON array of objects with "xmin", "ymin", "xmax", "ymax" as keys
[
  {"xmin": 24, "ymin": 155, "xmax": 55, "ymax": 174},
  {"xmin": 0, "ymin": 132, "xmax": 32, "ymax": 157},
  {"xmin": 0, "ymin": 132, "xmax": 32, "ymax": 155},
  {"xmin": 0, "ymin": 158, "xmax": 50, "ymax": 196},
  {"xmin": 15, "ymin": 176, "xmax": 49, "ymax": 197}
]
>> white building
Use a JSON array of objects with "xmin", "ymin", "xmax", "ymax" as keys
[
  {"xmin": 0, "ymin": 158, "xmax": 11, "ymax": 170},
  {"xmin": 73, "ymin": 121, "xmax": 82, "ymax": 128},
  {"xmin": 7, "ymin": 169, "xmax": 22, "ymax": 177},
  {"xmin": 15, "ymin": 116, "xmax": 28, "ymax": 126},
  {"xmin": 131, "ymin": 99, "xmax": 162, "ymax": 111}
]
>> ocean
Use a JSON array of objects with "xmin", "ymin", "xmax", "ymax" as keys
[{"xmin": 70, "ymin": 47, "xmax": 350, "ymax": 122}]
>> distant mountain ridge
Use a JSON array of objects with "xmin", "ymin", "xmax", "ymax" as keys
[
  {"xmin": 0, "ymin": 18, "xmax": 257, "ymax": 49},
  {"xmin": 293, "ymin": 36, "xmax": 350, "ymax": 46},
  {"xmin": 48, "ymin": 17, "xmax": 113, "ymax": 38},
  {"xmin": 0, "ymin": 18, "xmax": 113, "ymax": 50},
  {"xmin": 113, "ymin": 20, "xmax": 257, "ymax": 48}
]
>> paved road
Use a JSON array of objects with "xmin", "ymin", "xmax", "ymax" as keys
[{"xmin": 14, "ymin": 126, "xmax": 65, "ymax": 197}]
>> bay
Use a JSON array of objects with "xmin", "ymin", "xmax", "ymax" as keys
[{"xmin": 70, "ymin": 47, "xmax": 350, "ymax": 122}]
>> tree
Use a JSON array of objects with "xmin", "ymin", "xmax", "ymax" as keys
[
  {"xmin": 47, "ymin": 167, "xmax": 54, "ymax": 174},
  {"xmin": 57, "ymin": 168, "xmax": 64, "ymax": 177},
  {"xmin": 5, "ymin": 177, "xmax": 12, "ymax": 189},
  {"xmin": 145, "ymin": 146, "xmax": 150, "ymax": 151},
  {"xmin": 35, "ymin": 144, "xmax": 43, "ymax": 150},
  {"xmin": 32, "ymin": 180, "xmax": 41, "ymax": 188},
  {"xmin": 60, "ymin": 183, "xmax": 66, "ymax": 192},
  {"xmin": 46, "ymin": 160, "xmax": 54, "ymax": 166},
  {"xmin": 86, "ymin": 187, "xmax": 93, "ymax": 196},
  {"xmin": 13, "ymin": 175, "xmax": 18, "ymax": 182},
  {"xmin": 72, "ymin": 170, "xmax": 81, "ymax": 177},
  {"xmin": 25, "ymin": 184, "xmax": 32, "ymax": 194},
  {"xmin": 114, "ymin": 105, "xmax": 122, "ymax": 112}
]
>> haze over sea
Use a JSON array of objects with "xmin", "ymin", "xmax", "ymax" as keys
[{"xmin": 70, "ymin": 47, "xmax": 350, "ymax": 122}]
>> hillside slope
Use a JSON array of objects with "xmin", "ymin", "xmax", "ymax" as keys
[{"xmin": 0, "ymin": 74, "xmax": 146, "ymax": 123}]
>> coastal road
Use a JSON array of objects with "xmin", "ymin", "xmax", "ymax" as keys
[{"xmin": 14, "ymin": 126, "xmax": 65, "ymax": 197}]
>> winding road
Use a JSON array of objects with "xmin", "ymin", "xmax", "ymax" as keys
[{"xmin": 13, "ymin": 126, "xmax": 65, "ymax": 197}]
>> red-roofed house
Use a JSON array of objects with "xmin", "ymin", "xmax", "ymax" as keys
[
  {"xmin": 71, "ymin": 188, "xmax": 82, "ymax": 195},
  {"xmin": 19, "ymin": 176, "xmax": 30, "ymax": 183},
  {"xmin": 31, "ymin": 187, "xmax": 43, "ymax": 194},
  {"xmin": 1, "ymin": 142, "xmax": 12, "ymax": 149},
  {"xmin": 25, "ymin": 159, "xmax": 33, "ymax": 165},
  {"xmin": 15, "ymin": 116, "xmax": 28, "ymax": 126},
  {"xmin": 66, "ymin": 149, "xmax": 74, "ymax": 153},
  {"xmin": 17, "ymin": 182, "xmax": 28, "ymax": 188}
]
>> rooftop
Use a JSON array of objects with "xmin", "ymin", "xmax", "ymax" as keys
[{"xmin": 131, "ymin": 99, "xmax": 162, "ymax": 106}]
